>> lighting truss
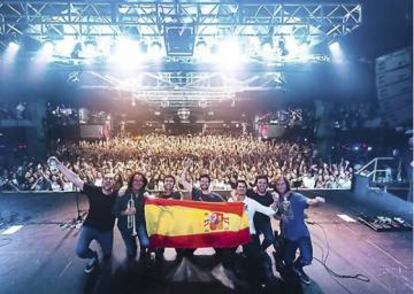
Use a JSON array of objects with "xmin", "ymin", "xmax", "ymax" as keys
[
  {"xmin": 0, "ymin": 1, "xmax": 362, "ymax": 107},
  {"xmin": 0, "ymin": 1, "xmax": 362, "ymax": 47},
  {"xmin": 77, "ymin": 70, "xmax": 286, "ymax": 108}
]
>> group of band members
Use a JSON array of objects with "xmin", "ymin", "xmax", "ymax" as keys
[{"xmin": 48, "ymin": 156, "xmax": 325, "ymax": 284}]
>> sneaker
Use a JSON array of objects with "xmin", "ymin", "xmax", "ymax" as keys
[
  {"xmin": 84, "ymin": 255, "xmax": 98, "ymax": 274},
  {"xmin": 293, "ymin": 266, "xmax": 311, "ymax": 285}
]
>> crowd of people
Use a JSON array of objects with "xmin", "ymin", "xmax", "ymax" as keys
[
  {"xmin": 46, "ymin": 103, "xmax": 79, "ymax": 126},
  {"xmin": 0, "ymin": 101, "xmax": 29, "ymax": 120},
  {"xmin": 329, "ymin": 102, "xmax": 381, "ymax": 130},
  {"xmin": 47, "ymin": 155, "xmax": 324, "ymax": 287},
  {"xmin": 46, "ymin": 103, "xmax": 114, "ymax": 126},
  {"xmin": 256, "ymin": 106, "xmax": 316, "ymax": 129},
  {"xmin": 0, "ymin": 134, "xmax": 353, "ymax": 192}
]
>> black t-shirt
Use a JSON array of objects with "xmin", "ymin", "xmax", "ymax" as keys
[
  {"xmin": 158, "ymin": 191, "xmax": 182, "ymax": 200},
  {"xmin": 247, "ymin": 189, "xmax": 274, "ymax": 224},
  {"xmin": 82, "ymin": 184, "xmax": 117, "ymax": 232},
  {"xmin": 191, "ymin": 187, "xmax": 225, "ymax": 202}
]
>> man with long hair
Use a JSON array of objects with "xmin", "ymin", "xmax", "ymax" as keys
[
  {"xmin": 274, "ymin": 176, "xmax": 325, "ymax": 285},
  {"xmin": 113, "ymin": 172, "xmax": 150, "ymax": 261}
]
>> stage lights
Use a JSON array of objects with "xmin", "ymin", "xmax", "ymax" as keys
[
  {"xmin": 6, "ymin": 33, "xmax": 21, "ymax": 53},
  {"xmin": 39, "ymin": 41, "xmax": 55, "ymax": 59},
  {"xmin": 112, "ymin": 37, "xmax": 141, "ymax": 67},
  {"xmin": 3, "ymin": 40, "xmax": 20, "ymax": 63},
  {"xmin": 213, "ymin": 38, "xmax": 244, "ymax": 68},
  {"xmin": 83, "ymin": 38, "xmax": 97, "ymax": 58},
  {"xmin": 54, "ymin": 37, "xmax": 76, "ymax": 57},
  {"xmin": 149, "ymin": 41, "xmax": 164, "ymax": 59},
  {"xmin": 278, "ymin": 37, "xmax": 289, "ymax": 57},
  {"xmin": 329, "ymin": 41, "xmax": 345, "ymax": 63},
  {"xmin": 177, "ymin": 108, "xmax": 191, "ymax": 120},
  {"xmin": 195, "ymin": 38, "xmax": 208, "ymax": 59},
  {"xmin": 261, "ymin": 40, "xmax": 274, "ymax": 61},
  {"xmin": 285, "ymin": 36, "xmax": 310, "ymax": 60},
  {"xmin": 3, "ymin": 32, "xmax": 323, "ymax": 68},
  {"xmin": 8, "ymin": 41, "xmax": 20, "ymax": 51},
  {"xmin": 329, "ymin": 41, "xmax": 340, "ymax": 52}
]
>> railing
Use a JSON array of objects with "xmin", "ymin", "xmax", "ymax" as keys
[
  {"xmin": 0, "ymin": 187, "xmax": 351, "ymax": 196},
  {"xmin": 356, "ymin": 157, "xmax": 402, "ymax": 184}
]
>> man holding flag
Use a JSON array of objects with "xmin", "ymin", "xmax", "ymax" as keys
[
  {"xmin": 144, "ymin": 159, "xmax": 250, "ymax": 262},
  {"xmin": 177, "ymin": 158, "xmax": 229, "ymax": 260}
]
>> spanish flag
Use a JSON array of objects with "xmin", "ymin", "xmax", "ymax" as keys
[{"xmin": 145, "ymin": 198, "xmax": 250, "ymax": 248}]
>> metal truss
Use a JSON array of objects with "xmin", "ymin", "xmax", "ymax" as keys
[
  {"xmin": 77, "ymin": 69, "xmax": 285, "ymax": 108},
  {"xmin": 0, "ymin": 1, "xmax": 362, "ymax": 46},
  {"xmin": 0, "ymin": 1, "xmax": 361, "ymax": 108}
]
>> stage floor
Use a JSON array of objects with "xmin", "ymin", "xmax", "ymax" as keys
[{"xmin": 0, "ymin": 191, "xmax": 412, "ymax": 294}]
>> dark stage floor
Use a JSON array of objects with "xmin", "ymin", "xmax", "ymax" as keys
[{"xmin": 0, "ymin": 191, "xmax": 412, "ymax": 294}]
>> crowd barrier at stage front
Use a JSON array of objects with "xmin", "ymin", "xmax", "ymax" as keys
[{"xmin": 0, "ymin": 188, "xmax": 351, "ymax": 199}]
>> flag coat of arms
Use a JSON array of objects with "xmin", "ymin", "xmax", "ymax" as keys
[{"xmin": 145, "ymin": 198, "xmax": 251, "ymax": 248}]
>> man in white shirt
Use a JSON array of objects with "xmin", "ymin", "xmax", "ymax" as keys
[
  {"xmin": 229, "ymin": 180, "xmax": 278, "ymax": 288},
  {"xmin": 229, "ymin": 180, "xmax": 278, "ymax": 236}
]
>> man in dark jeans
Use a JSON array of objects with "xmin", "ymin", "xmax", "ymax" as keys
[
  {"xmin": 274, "ymin": 176, "xmax": 325, "ymax": 285},
  {"xmin": 247, "ymin": 175, "xmax": 276, "ymax": 251},
  {"xmin": 48, "ymin": 156, "xmax": 117, "ymax": 274}
]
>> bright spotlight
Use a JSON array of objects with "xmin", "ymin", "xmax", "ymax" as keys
[
  {"xmin": 278, "ymin": 37, "xmax": 289, "ymax": 56},
  {"xmin": 3, "ymin": 41, "xmax": 20, "ymax": 64},
  {"xmin": 195, "ymin": 38, "xmax": 208, "ymax": 59},
  {"xmin": 329, "ymin": 41, "xmax": 345, "ymax": 62},
  {"xmin": 286, "ymin": 38, "xmax": 297, "ymax": 53},
  {"xmin": 54, "ymin": 37, "xmax": 76, "ymax": 57},
  {"xmin": 96, "ymin": 36, "xmax": 113, "ymax": 56},
  {"xmin": 83, "ymin": 39, "xmax": 97, "ymax": 58},
  {"xmin": 148, "ymin": 41, "xmax": 163, "ymax": 60},
  {"xmin": 249, "ymin": 37, "xmax": 261, "ymax": 55},
  {"xmin": 329, "ymin": 41, "xmax": 340, "ymax": 52},
  {"xmin": 8, "ymin": 41, "xmax": 20, "ymax": 51},
  {"xmin": 284, "ymin": 37, "xmax": 310, "ymax": 61},
  {"xmin": 112, "ymin": 37, "xmax": 140, "ymax": 67},
  {"xmin": 261, "ymin": 42, "xmax": 274, "ymax": 61},
  {"xmin": 215, "ymin": 39, "xmax": 243, "ymax": 67},
  {"xmin": 39, "ymin": 41, "xmax": 54, "ymax": 59}
]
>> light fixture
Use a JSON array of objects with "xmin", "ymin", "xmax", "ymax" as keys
[
  {"xmin": 177, "ymin": 108, "xmax": 190, "ymax": 120},
  {"xmin": 278, "ymin": 37, "xmax": 289, "ymax": 56}
]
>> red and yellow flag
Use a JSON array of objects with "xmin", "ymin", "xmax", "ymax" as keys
[{"xmin": 145, "ymin": 198, "xmax": 250, "ymax": 248}]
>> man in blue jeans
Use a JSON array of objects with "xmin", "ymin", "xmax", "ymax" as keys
[
  {"xmin": 274, "ymin": 176, "xmax": 325, "ymax": 285},
  {"xmin": 48, "ymin": 156, "xmax": 117, "ymax": 274}
]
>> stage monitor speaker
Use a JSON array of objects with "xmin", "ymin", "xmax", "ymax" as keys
[{"xmin": 376, "ymin": 48, "xmax": 413, "ymax": 127}]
